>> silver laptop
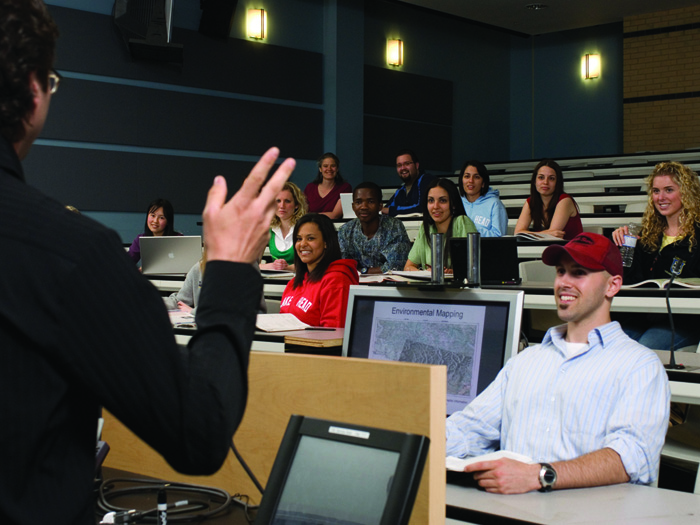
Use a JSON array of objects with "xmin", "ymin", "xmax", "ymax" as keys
[
  {"xmin": 340, "ymin": 192, "xmax": 356, "ymax": 218},
  {"xmin": 140, "ymin": 235, "xmax": 202, "ymax": 275}
]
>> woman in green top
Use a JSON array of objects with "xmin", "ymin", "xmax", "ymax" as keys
[
  {"xmin": 404, "ymin": 178, "xmax": 477, "ymax": 272},
  {"xmin": 261, "ymin": 182, "xmax": 308, "ymax": 271}
]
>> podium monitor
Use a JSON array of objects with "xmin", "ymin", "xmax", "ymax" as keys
[{"xmin": 342, "ymin": 286, "xmax": 524, "ymax": 415}]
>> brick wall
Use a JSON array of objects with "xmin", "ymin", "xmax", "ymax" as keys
[{"xmin": 623, "ymin": 6, "xmax": 700, "ymax": 153}]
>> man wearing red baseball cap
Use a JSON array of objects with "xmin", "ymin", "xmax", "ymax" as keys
[{"xmin": 446, "ymin": 233, "xmax": 670, "ymax": 494}]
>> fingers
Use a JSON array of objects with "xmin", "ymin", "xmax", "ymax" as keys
[
  {"xmin": 258, "ymin": 157, "xmax": 296, "ymax": 206},
  {"xmin": 612, "ymin": 226, "xmax": 628, "ymax": 245},
  {"xmin": 203, "ymin": 175, "xmax": 228, "ymax": 220},
  {"xmin": 463, "ymin": 460, "xmax": 495, "ymax": 473},
  {"xmin": 235, "ymin": 147, "xmax": 281, "ymax": 202}
]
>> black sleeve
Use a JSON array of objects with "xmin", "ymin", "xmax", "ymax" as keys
[{"xmin": 55, "ymin": 231, "xmax": 260, "ymax": 475}]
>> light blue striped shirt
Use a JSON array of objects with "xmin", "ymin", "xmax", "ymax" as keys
[{"xmin": 445, "ymin": 321, "xmax": 670, "ymax": 484}]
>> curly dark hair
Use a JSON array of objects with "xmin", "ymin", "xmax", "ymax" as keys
[
  {"xmin": 0, "ymin": 0, "xmax": 59, "ymax": 143},
  {"xmin": 292, "ymin": 213, "xmax": 341, "ymax": 288}
]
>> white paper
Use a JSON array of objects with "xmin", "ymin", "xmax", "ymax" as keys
[
  {"xmin": 446, "ymin": 450, "xmax": 535, "ymax": 471},
  {"xmin": 256, "ymin": 313, "xmax": 311, "ymax": 332}
]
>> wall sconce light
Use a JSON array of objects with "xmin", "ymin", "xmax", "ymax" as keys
[
  {"xmin": 247, "ymin": 9, "xmax": 266, "ymax": 40},
  {"xmin": 582, "ymin": 53, "xmax": 600, "ymax": 79},
  {"xmin": 387, "ymin": 39, "xmax": 403, "ymax": 67}
]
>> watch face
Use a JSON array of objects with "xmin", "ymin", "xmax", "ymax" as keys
[{"xmin": 539, "ymin": 463, "xmax": 556, "ymax": 492}]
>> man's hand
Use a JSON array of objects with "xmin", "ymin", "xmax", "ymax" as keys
[
  {"xmin": 203, "ymin": 147, "xmax": 295, "ymax": 264},
  {"xmin": 464, "ymin": 458, "xmax": 541, "ymax": 494}
]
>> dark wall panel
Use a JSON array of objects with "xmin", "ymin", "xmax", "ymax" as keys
[
  {"xmin": 31, "ymin": 5, "xmax": 324, "ymax": 216},
  {"xmin": 43, "ymin": 78, "xmax": 323, "ymax": 158},
  {"xmin": 363, "ymin": 65, "xmax": 453, "ymax": 171},
  {"xmin": 364, "ymin": 66, "xmax": 453, "ymax": 126},
  {"xmin": 363, "ymin": 116, "xmax": 452, "ymax": 171},
  {"xmin": 49, "ymin": 6, "xmax": 323, "ymax": 104},
  {"xmin": 23, "ymin": 146, "xmax": 261, "ymax": 214}
]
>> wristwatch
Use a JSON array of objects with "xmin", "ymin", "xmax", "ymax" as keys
[
  {"xmin": 538, "ymin": 463, "xmax": 557, "ymax": 492},
  {"xmin": 360, "ymin": 267, "xmax": 369, "ymax": 274}
]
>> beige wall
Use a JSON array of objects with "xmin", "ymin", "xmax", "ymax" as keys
[{"xmin": 623, "ymin": 5, "xmax": 700, "ymax": 153}]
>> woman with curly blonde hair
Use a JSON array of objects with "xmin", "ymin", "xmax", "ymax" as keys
[
  {"xmin": 261, "ymin": 182, "xmax": 308, "ymax": 271},
  {"xmin": 612, "ymin": 161, "xmax": 700, "ymax": 349}
]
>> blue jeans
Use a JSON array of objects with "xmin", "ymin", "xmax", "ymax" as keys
[{"xmin": 619, "ymin": 314, "xmax": 700, "ymax": 351}]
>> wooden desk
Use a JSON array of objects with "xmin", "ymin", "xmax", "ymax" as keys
[
  {"xmin": 254, "ymin": 328, "xmax": 344, "ymax": 354},
  {"xmin": 446, "ymin": 482, "xmax": 700, "ymax": 524},
  {"xmin": 103, "ymin": 353, "xmax": 447, "ymax": 525},
  {"xmin": 173, "ymin": 324, "xmax": 344, "ymax": 354}
]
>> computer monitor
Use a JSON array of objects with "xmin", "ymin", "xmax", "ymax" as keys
[
  {"xmin": 342, "ymin": 286, "xmax": 524, "ymax": 415},
  {"xmin": 255, "ymin": 415, "xmax": 429, "ymax": 525}
]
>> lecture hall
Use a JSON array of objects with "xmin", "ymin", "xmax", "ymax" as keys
[{"xmin": 4, "ymin": 1, "xmax": 700, "ymax": 524}]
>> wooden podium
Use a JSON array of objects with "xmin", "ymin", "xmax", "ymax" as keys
[{"xmin": 103, "ymin": 352, "xmax": 447, "ymax": 524}]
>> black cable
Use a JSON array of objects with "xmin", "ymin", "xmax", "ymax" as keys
[
  {"xmin": 96, "ymin": 477, "xmax": 236, "ymax": 522},
  {"xmin": 230, "ymin": 440, "xmax": 265, "ymax": 495},
  {"xmin": 664, "ymin": 257, "xmax": 686, "ymax": 370}
]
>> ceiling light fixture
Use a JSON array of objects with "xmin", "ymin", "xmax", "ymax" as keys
[{"xmin": 525, "ymin": 4, "xmax": 549, "ymax": 10}]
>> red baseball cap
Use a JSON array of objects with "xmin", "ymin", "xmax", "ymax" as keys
[{"xmin": 542, "ymin": 233, "xmax": 623, "ymax": 277}]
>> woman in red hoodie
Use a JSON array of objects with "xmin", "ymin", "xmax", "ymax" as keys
[{"xmin": 281, "ymin": 214, "xmax": 359, "ymax": 327}]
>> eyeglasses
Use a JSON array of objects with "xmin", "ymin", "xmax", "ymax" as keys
[{"xmin": 48, "ymin": 69, "xmax": 62, "ymax": 94}]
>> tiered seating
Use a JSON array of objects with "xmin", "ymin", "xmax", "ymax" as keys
[{"xmin": 338, "ymin": 151, "xmax": 700, "ymax": 251}]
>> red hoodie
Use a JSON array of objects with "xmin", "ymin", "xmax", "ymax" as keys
[{"xmin": 280, "ymin": 259, "xmax": 359, "ymax": 327}]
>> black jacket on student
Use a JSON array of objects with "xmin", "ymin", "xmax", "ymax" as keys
[{"xmin": 624, "ymin": 223, "xmax": 700, "ymax": 284}]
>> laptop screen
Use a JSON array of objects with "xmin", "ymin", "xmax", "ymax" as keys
[
  {"xmin": 452, "ymin": 236, "xmax": 521, "ymax": 285},
  {"xmin": 342, "ymin": 286, "xmax": 524, "ymax": 415},
  {"xmin": 139, "ymin": 235, "xmax": 202, "ymax": 275},
  {"xmin": 255, "ymin": 415, "xmax": 429, "ymax": 525}
]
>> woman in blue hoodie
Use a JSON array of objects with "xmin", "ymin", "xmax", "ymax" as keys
[{"xmin": 458, "ymin": 160, "xmax": 508, "ymax": 237}]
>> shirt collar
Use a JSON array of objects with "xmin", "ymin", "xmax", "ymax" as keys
[{"xmin": 542, "ymin": 321, "xmax": 619, "ymax": 350}]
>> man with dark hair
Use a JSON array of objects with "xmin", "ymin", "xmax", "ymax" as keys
[
  {"xmin": 0, "ymin": 2, "xmax": 294, "ymax": 523},
  {"xmin": 339, "ymin": 181, "xmax": 410, "ymax": 274},
  {"xmin": 382, "ymin": 149, "xmax": 435, "ymax": 216},
  {"xmin": 446, "ymin": 233, "xmax": 670, "ymax": 493}
]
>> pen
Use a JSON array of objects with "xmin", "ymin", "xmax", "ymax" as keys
[{"xmin": 305, "ymin": 327, "xmax": 336, "ymax": 331}]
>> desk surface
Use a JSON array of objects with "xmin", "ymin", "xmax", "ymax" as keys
[
  {"xmin": 98, "ymin": 467, "xmax": 253, "ymax": 524},
  {"xmin": 446, "ymin": 482, "xmax": 700, "ymax": 524},
  {"xmin": 174, "ymin": 324, "xmax": 344, "ymax": 353}
]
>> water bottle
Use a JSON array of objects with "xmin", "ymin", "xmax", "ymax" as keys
[
  {"xmin": 465, "ymin": 232, "xmax": 481, "ymax": 288},
  {"xmin": 620, "ymin": 223, "xmax": 639, "ymax": 268},
  {"xmin": 431, "ymin": 233, "xmax": 444, "ymax": 284}
]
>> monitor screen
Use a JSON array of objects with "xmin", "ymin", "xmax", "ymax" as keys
[
  {"xmin": 342, "ymin": 286, "xmax": 524, "ymax": 415},
  {"xmin": 255, "ymin": 415, "xmax": 429, "ymax": 525}
]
